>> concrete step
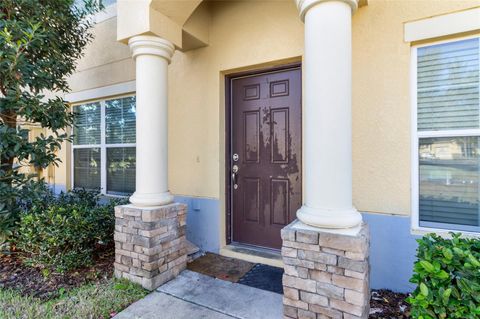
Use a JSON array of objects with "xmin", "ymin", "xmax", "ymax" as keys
[
  {"xmin": 185, "ymin": 240, "xmax": 203, "ymax": 263},
  {"xmin": 161, "ymin": 270, "xmax": 282, "ymax": 319},
  {"xmin": 115, "ymin": 270, "xmax": 283, "ymax": 319},
  {"xmin": 159, "ymin": 270, "xmax": 283, "ymax": 319},
  {"xmin": 114, "ymin": 291, "xmax": 234, "ymax": 319}
]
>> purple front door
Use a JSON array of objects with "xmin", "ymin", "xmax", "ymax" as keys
[{"xmin": 229, "ymin": 66, "xmax": 302, "ymax": 249}]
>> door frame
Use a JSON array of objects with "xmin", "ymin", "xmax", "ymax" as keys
[{"xmin": 224, "ymin": 62, "xmax": 302, "ymax": 246}]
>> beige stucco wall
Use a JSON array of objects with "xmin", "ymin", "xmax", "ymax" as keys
[
  {"xmin": 57, "ymin": 0, "xmax": 480, "ymax": 217},
  {"xmin": 168, "ymin": 0, "xmax": 304, "ymax": 199},
  {"xmin": 352, "ymin": 0, "xmax": 479, "ymax": 216}
]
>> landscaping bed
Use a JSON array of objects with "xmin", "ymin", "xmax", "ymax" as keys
[
  {"xmin": 0, "ymin": 250, "xmax": 114, "ymax": 300},
  {"xmin": 370, "ymin": 289, "xmax": 411, "ymax": 318},
  {"xmin": 0, "ymin": 250, "xmax": 148, "ymax": 319}
]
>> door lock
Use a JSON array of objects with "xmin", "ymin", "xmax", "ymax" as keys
[
  {"xmin": 232, "ymin": 172, "xmax": 238, "ymax": 189},
  {"xmin": 233, "ymin": 153, "xmax": 239, "ymax": 162},
  {"xmin": 232, "ymin": 164, "xmax": 239, "ymax": 189}
]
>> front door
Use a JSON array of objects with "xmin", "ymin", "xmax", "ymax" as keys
[{"xmin": 229, "ymin": 66, "xmax": 302, "ymax": 249}]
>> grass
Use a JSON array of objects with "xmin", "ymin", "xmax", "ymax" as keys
[{"xmin": 0, "ymin": 278, "xmax": 148, "ymax": 319}]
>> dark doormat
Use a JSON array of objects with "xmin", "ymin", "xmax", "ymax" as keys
[
  {"xmin": 238, "ymin": 264, "xmax": 284, "ymax": 294},
  {"xmin": 187, "ymin": 252, "xmax": 254, "ymax": 282}
]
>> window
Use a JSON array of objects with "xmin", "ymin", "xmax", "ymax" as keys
[
  {"xmin": 72, "ymin": 96, "xmax": 136, "ymax": 196},
  {"xmin": 413, "ymin": 37, "xmax": 480, "ymax": 233},
  {"xmin": 102, "ymin": 0, "xmax": 116, "ymax": 6},
  {"xmin": 73, "ymin": 0, "xmax": 117, "ymax": 24},
  {"xmin": 74, "ymin": 0, "xmax": 116, "ymax": 8}
]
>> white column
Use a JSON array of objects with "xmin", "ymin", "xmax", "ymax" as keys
[
  {"xmin": 128, "ymin": 35, "xmax": 175, "ymax": 207},
  {"xmin": 296, "ymin": 0, "xmax": 362, "ymax": 228}
]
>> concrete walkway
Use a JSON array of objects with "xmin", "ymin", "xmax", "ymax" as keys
[{"xmin": 115, "ymin": 270, "xmax": 283, "ymax": 319}]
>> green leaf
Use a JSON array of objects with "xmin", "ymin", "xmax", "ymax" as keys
[
  {"xmin": 442, "ymin": 288, "xmax": 451, "ymax": 304},
  {"xmin": 420, "ymin": 260, "xmax": 435, "ymax": 273},
  {"xmin": 442, "ymin": 248, "xmax": 453, "ymax": 260},
  {"xmin": 420, "ymin": 283, "xmax": 429, "ymax": 297},
  {"xmin": 436, "ymin": 270, "xmax": 449, "ymax": 280},
  {"xmin": 468, "ymin": 254, "xmax": 480, "ymax": 267},
  {"xmin": 453, "ymin": 247, "xmax": 464, "ymax": 257}
]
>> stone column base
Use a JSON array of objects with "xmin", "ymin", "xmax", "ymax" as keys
[
  {"xmin": 281, "ymin": 220, "xmax": 370, "ymax": 319},
  {"xmin": 114, "ymin": 203, "xmax": 187, "ymax": 290}
]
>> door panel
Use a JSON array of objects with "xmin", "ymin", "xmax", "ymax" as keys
[{"xmin": 230, "ymin": 67, "xmax": 302, "ymax": 249}]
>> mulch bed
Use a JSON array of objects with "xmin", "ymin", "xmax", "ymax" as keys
[
  {"xmin": 0, "ymin": 250, "xmax": 114, "ymax": 301},
  {"xmin": 369, "ymin": 289, "xmax": 411, "ymax": 318}
]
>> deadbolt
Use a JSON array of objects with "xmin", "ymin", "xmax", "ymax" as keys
[
  {"xmin": 232, "ymin": 165, "xmax": 239, "ymax": 173},
  {"xmin": 233, "ymin": 153, "xmax": 239, "ymax": 162}
]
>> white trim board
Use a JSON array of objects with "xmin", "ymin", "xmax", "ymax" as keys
[
  {"xmin": 66, "ymin": 81, "xmax": 135, "ymax": 103},
  {"xmin": 404, "ymin": 7, "xmax": 480, "ymax": 43}
]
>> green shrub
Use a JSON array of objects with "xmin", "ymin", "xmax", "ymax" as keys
[
  {"xmin": 1, "ymin": 180, "xmax": 55, "ymax": 249},
  {"xmin": 16, "ymin": 189, "xmax": 125, "ymax": 272},
  {"xmin": 407, "ymin": 233, "xmax": 480, "ymax": 319}
]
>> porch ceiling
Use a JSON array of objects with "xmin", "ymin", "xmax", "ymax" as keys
[
  {"xmin": 150, "ymin": 0, "xmax": 203, "ymax": 26},
  {"xmin": 117, "ymin": 0, "xmax": 208, "ymax": 50},
  {"xmin": 117, "ymin": 0, "xmax": 368, "ymax": 50}
]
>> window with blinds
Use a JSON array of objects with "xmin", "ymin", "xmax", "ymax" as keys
[
  {"xmin": 73, "ymin": 102, "xmax": 101, "ymax": 145},
  {"xmin": 415, "ymin": 37, "xmax": 480, "ymax": 232},
  {"xmin": 417, "ymin": 38, "xmax": 479, "ymax": 131},
  {"xmin": 72, "ymin": 96, "xmax": 136, "ymax": 196},
  {"xmin": 106, "ymin": 97, "xmax": 136, "ymax": 144}
]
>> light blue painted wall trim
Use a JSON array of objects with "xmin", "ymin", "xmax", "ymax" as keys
[
  {"xmin": 362, "ymin": 212, "xmax": 420, "ymax": 293},
  {"xmin": 171, "ymin": 196, "xmax": 419, "ymax": 292},
  {"xmin": 48, "ymin": 183, "xmax": 67, "ymax": 195},
  {"xmin": 174, "ymin": 196, "xmax": 221, "ymax": 253}
]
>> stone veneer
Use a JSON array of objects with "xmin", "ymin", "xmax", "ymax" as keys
[
  {"xmin": 281, "ymin": 220, "xmax": 370, "ymax": 319},
  {"xmin": 114, "ymin": 203, "xmax": 187, "ymax": 290}
]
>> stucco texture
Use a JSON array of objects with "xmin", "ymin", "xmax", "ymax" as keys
[
  {"xmin": 351, "ymin": 0, "xmax": 479, "ymax": 216},
  {"xmin": 61, "ymin": 0, "xmax": 480, "ymax": 217}
]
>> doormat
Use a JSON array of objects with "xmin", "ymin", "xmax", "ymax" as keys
[
  {"xmin": 238, "ymin": 264, "xmax": 284, "ymax": 294},
  {"xmin": 187, "ymin": 252, "xmax": 254, "ymax": 283}
]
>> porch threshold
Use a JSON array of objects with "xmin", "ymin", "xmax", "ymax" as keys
[{"xmin": 219, "ymin": 244, "xmax": 283, "ymax": 268}]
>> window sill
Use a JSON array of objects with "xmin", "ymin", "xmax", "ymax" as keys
[
  {"xmin": 100, "ymin": 193, "xmax": 130, "ymax": 200},
  {"xmin": 411, "ymin": 226, "xmax": 480, "ymax": 239}
]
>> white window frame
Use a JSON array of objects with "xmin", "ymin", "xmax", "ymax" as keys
[
  {"xmin": 411, "ymin": 34, "xmax": 480, "ymax": 237},
  {"xmin": 71, "ymin": 93, "xmax": 136, "ymax": 198}
]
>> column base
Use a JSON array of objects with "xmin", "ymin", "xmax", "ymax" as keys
[
  {"xmin": 282, "ymin": 220, "xmax": 370, "ymax": 319},
  {"xmin": 114, "ymin": 203, "xmax": 187, "ymax": 290},
  {"xmin": 297, "ymin": 205, "xmax": 362, "ymax": 229},
  {"xmin": 129, "ymin": 191, "xmax": 174, "ymax": 207}
]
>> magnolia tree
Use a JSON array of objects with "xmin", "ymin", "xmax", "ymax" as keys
[{"xmin": 0, "ymin": 0, "xmax": 101, "ymax": 241}]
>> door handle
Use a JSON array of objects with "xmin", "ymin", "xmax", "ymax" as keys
[
  {"xmin": 232, "ymin": 164, "xmax": 239, "ymax": 189},
  {"xmin": 232, "ymin": 172, "xmax": 237, "ymax": 185}
]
